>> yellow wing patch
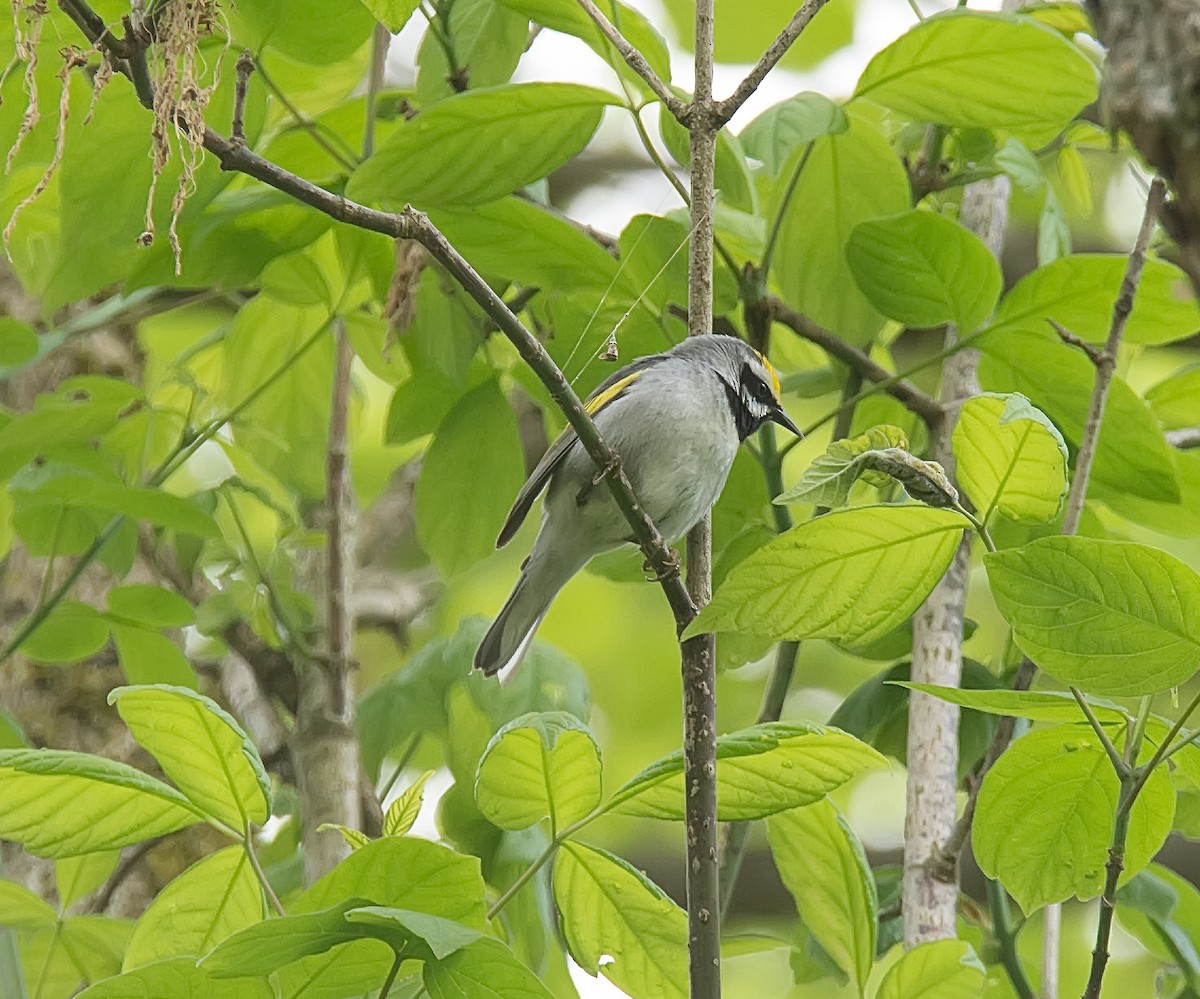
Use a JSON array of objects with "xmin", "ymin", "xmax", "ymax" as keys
[
  {"xmin": 754, "ymin": 350, "xmax": 782, "ymax": 399},
  {"xmin": 584, "ymin": 370, "xmax": 644, "ymax": 416}
]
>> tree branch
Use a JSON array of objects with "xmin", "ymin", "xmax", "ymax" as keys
[
  {"xmin": 682, "ymin": 0, "xmax": 721, "ymax": 991},
  {"xmin": 714, "ymin": 0, "xmax": 831, "ymax": 123},
  {"xmin": 765, "ymin": 296, "xmax": 943, "ymax": 429},
  {"xmin": 574, "ymin": 0, "xmax": 688, "ymax": 121}
]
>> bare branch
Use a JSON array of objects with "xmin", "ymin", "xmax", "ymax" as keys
[
  {"xmin": 231, "ymin": 49, "xmax": 253, "ymax": 144},
  {"xmin": 1062, "ymin": 175, "xmax": 1166, "ymax": 535},
  {"xmin": 715, "ymin": 0, "xmax": 831, "ymax": 123},
  {"xmin": 574, "ymin": 0, "xmax": 688, "ymax": 121},
  {"xmin": 765, "ymin": 296, "xmax": 944, "ymax": 429},
  {"xmin": 1048, "ymin": 317, "xmax": 1103, "ymax": 365}
]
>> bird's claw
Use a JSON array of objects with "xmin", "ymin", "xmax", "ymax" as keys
[
  {"xmin": 643, "ymin": 548, "xmax": 681, "ymax": 582},
  {"xmin": 575, "ymin": 454, "xmax": 622, "ymax": 506}
]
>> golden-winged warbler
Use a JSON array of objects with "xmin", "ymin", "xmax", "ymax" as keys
[{"xmin": 474, "ymin": 334, "xmax": 801, "ymax": 678}]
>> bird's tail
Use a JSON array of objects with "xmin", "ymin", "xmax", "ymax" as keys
[{"xmin": 474, "ymin": 554, "xmax": 579, "ymax": 679}]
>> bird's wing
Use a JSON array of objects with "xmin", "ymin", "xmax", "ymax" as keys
[{"xmin": 495, "ymin": 357, "xmax": 663, "ymax": 547}]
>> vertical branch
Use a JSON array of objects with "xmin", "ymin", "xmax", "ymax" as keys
[
  {"xmin": 902, "ymin": 172, "xmax": 1011, "ymax": 947},
  {"xmin": 683, "ymin": 0, "xmax": 721, "ymax": 994},
  {"xmin": 293, "ymin": 319, "xmax": 361, "ymax": 884}
]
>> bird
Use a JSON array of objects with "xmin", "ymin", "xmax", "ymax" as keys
[{"xmin": 473, "ymin": 333, "xmax": 802, "ymax": 678}]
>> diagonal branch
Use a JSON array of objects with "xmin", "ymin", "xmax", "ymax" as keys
[
  {"xmin": 714, "ymin": 0, "xmax": 832, "ymax": 123},
  {"xmin": 764, "ymin": 296, "xmax": 944, "ymax": 429},
  {"xmin": 574, "ymin": 0, "xmax": 688, "ymax": 121}
]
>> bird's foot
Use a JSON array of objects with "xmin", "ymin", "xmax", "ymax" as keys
[
  {"xmin": 575, "ymin": 454, "xmax": 622, "ymax": 506},
  {"xmin": 643, "ymin": 547, "xmax": 681, "ymax": 582}
]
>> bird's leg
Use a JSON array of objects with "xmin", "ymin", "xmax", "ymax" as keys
[
  {"xmin": 575, "ymin": 454, "xmax": 623, "ymax": 506},
  {"xmin": 643, "ymin": 547, "xmax": 681, "ymax": 582}
]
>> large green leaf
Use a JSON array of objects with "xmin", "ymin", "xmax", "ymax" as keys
[
  {"xmin": 0, "ymin": 750, "xmax": 203, "ymax": 857},
  {"xmin": 768, "ymin": 799, "xmax": 876, "ymax": 996},
  {"xmin": 875, "ymin": 940, "xmax": 986, "ymax": 999},
  {"xmin": 124, "ymin": 846, "xmax": 263, "ymax": 969},
  {"xmin": 424, "ymin": 937, "xmax": 556, "ymax": 999},
  {"xmin": 76, "ymin": 957, "xmax": 273, "ymax": 999},
  {"xmin": 19, "ymin": 600, "xmax": 111, "ymax": 664},
  {"xmin": 897, "ymin": 684, "xmax": 1127, "ymax": 725},
  {"xmin": 854, "ymin": 11, "xmax": 1098, "ymax": 141},
  {"xmin": 952, "ymin": 393, "xmax": 1068, "ymax": 523},
  {"xmin": 0, "ymin": 879, "xmax": 57, "ymax": 930},
  {"xmin": 738, "ymin": 92, "xmax": 848, "ymax": 176},
  {"xmin": 277, "ymin": 837, "xmax": 487, "ymax": 999},
  {"xmin": 414, "ymin": 380, "xmax": 525, "ymax": 578},
  {"xmin": 986, "ymin": 254, "xmax": 1200, "ymax": 347},
  {"xmin": 1147, "ymin": 364, "xmax": 1200, "ymax": 429},
  {"xmin": 609, "ymin": 722, "xmax": 884, "ymax": 820},
  {"xmin": 55, "ymin": 851, "xmax": 120, "ymax": 912},
  {"xmin": 686, "ymin": 506, "xmax": 969, "ymax": 645},
  {"xmin": 475, "ymin": 712, "xmax": 602, "ymax": 831},
  {"xmin": 847, "ymin": 210, "xmax": 1002, "ymax": 333},
  {"xmin": 229, "ymin": 0, "xmax": 375, "ymax": 64},
  {"xmin": 985, "ymin": 537, "xmax": 1200, "ymax": 695},
  {"xmin": 416, "ymin": 0, "xmax": 528, "ymax": 105},
  {"xmin": 977, "ymin": 326, "xmax": 1179, "ymax": 502},
  {"xmin": 1117, "ymin": 864, "xmax": 1200, "ymax": 984},
  {"xmin": 348, "ymin": 83, "xmax": 618, "ymax": 208},
  {"xmin": 346, "ymin": 907, "xmax": 483, "ymax": 960},
  {"xmin": 554, "ymin": 841, "xmax": 687, "ymax": 999},
  {"xmin": 771, "ymin": 111, "xmax": 910, "ymax": 345},
  {"xmin": 973, "ymin": 725, "xmax": 1174, "ymax": 913},
  {"xmin": 359, "ymin": 0, "xmax": 421, "ymax": 33},
  {"xmin": 659, "ymin": 103, "xmax": 755, "ymax": 213},
  {"xmin": 109, "ymin": 685, "xmax": 271, "ymax": 829},
  {"xmin": 106, "ymin": 584, "xmax": 196, "ymax": 628}
]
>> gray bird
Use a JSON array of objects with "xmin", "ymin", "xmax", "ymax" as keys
[{"xmin": 474, "ymin": 334, "xmax": 802, "ymax": 677}]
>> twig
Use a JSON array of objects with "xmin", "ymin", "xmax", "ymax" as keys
[
  {"xmin": 682, "ymin": 0, "xmax": 721, "ymax": 990},
  {"xmin": 1083, "ymin": 780, "xmax": 1134, "ymax": 999},
  {"xmin": 1167, "ymin": 427, "xmax": 1200, "ymax": 449},
  {"xmin": 1043, "ymin": 901, "xmax": 1060, "ymax": 999},
  {"xmin": 574, "ymin": 0, "xmax": 687, "ymax": 120},
  {"xmin": 987, "ymin": 879, "xmax": 1036, "ymax": 999},
  {"xmin": 1048, "ymin": 318, "xmax": 1103, "ymax": 365},
  {"xmin": 363, "ymin": 24, "xmax": 389, "ymax": 158},
  {"xmin": 714, "ymin": 0, "xmax": 831, "ymax": 123},
  {"xmin": 1061, "ymin": 176, "xmax": 1165, "ymax": 535},
  {"xmin": 244, "ymin": 823, "xmax": 287, "ymax": 917},
  {"xmin": 326, "ymin": 319, "xmax": 356, "ymax": 699},
  {"xmin": 765, "ymin": 296, "xmax": 943, "ymax": 429},
  {"xmin": 231, "ymin": 49, "xmax": 253, "ymax": 144},
  {"xmin": 252, "ymin": 57, "xmax": 359, "ymax": 172}
]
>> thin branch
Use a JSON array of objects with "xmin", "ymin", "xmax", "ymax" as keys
[
  {"xmin": 714, "ymin": 0, "xmax": 831, "ymax": 123},
  {"xmin": 363, "ymin": 24, "xmax": 389, "ymax": 159},
  {"xmin": 574, "ymin": 0, "xmax": 687, "ymax": 120},
  {"xmin": 252, "ymin": 57, "xmax": 359, "ymax": 172},
  {"xmin": 765, "ymin": 296, "xmax": 944, "ymax": 428},
  {"xmin": 987, "ymin": 879, "xmax": 1036, "ymax": 999},
  {"xmin": 1048, "ymin": 318, "xmax": 1103, "ymax": 365},
  {"xmin": 1167, "ymin": 427, "xmax": 1200, "ymax": 449},
  {"xmin": 1061, "ymin": 175, "xmax": 1166, "ymax": 535},
  {"xmin": 1083, "ymin": 779, "xmax": 1135, "ymax": 999},
  {"xmin": 1072, "ymin": 687, "xmax": 1130, "ymax": 775},
  {"xmin": 231, "ymin": 49, "xmax": 253, "ymax": 144}
]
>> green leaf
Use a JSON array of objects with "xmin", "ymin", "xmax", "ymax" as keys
[
  {"xmin": 771, "ymin": 111, "xmax": 910, "ymax": 345},
  {"xmin": 1147, "ymin": 364, "xmax": 1200, "ymax": 429},
  {"xmin": 977, "ymin": 326, "xmax": 1179, "ymax": 502},
  {"xmin": 109, "ymin": 685, "xmax": 272, "ymax": 828},
  {"xmin": 20, "ymin": 600, "xmax": 110, "ymax": 664},
  {"xmin": 896, "ymin": 684, "xmax": 1127, "ymax": 724},
  {"xmin": 875, "ymin": 939, "xmax": 986, "ymax": 999},
  {"xmin": 475, "ymin": 712, "xmax": 602, "ymax": 831},
  {"xmin": 424, "ymin": 937, "xmax": 556, "ymax": 999},
  {"xmin": 1117, "ymin": 864, "xmax": 1200, "ymax": 983},
  {"xmin": 952, "ymin": 393, "xmax": 1068, "ymax": 523},
  {"xmin": 659, "ymin": 102, "xmax": 755, "ymax": 213},
  {"xmin": 416, "ymin": 0, "xmax": 528, "ymax": 105},
  {"xmin": 738, "ymin": 92, "xmax": 849, "ymax": 176},
  {"xmin": 202, "ymin": 898, "xmax": 374, "ymax": 977},
  {"xmin": 106, "ymin": 584, "xmax": 196, "ymax": 628},
  {"xmin": 76, "ymin": 957, "xmax": 274, "ymax": 999},
  {"xmin": 854, "ymin": 11, "xmax": 1098, "ymax": 141},
  {"xmin": 686, "ymin": 506, "xmax": 969, "ymax": 645},
  {"xmin": 768, "ymin": 799, "xmax": 876, "ymax": 996},
  {"xmin": 554, "ymin": 841, "xmax": 687, "ymax": 999},
  {"xmin": 124, "ymin": 846, "xmax": 263, "ymax": 969},
  {"xmin": 986, "ymin": 253, "xmax": 1200, "ymax": 347},
  {"xmin": 346, "ymin": 907, "xmax": 483, "ymax": 959},
  {"xmin": 847, "ymin": 210, "xmax": 1002, "ymax": 333},
  {"xmin": 318, "ymin": 823, "xmax": 372, "ymax": 851},
  {"xmin": 0, "ymin": 317, "xmax": 38, "ymax": 366},
  {"xmin": 414, "ymin": 380, "xmax": 525, "ymax": 578},
  {"xmin": 610, "ymin": 722, "xmax": 884, "ymax": 820},
  {"xmin": 0, "ymin": 879, "xmax": 58, "ymax": 930},
  {"xmin": 985, "ymin": 537, "xmax": 1200, "ymax": 695},
  {"xmin": 974, "ymin": 724, "xmax": 1174, "ymax": 912},
  {"xmin": 55, "ymin": 851, "xmax": 120, "ymax": 912},
  {"xmin": 277, "ymin": 837, "xmax": 487, "ymax": 999},
  {"xmin": 0, "ymin": 750, "xmax": 202, "ymax": 857},
  {"xmin": 228, "ymin": 0, "xmax": 375, "ymax": 64},
  {"xmin": 774, "ymin": 425, "xmax": 957, "ymax": 509},
  {"xmin": 348, "ymin": 83, "xmax": 618, "ymax": 208},
  {"xmin": 359, "ymin": 0, "xmax": 420, "ymax": 32},
  {"xmin": 493, "ymin": 0, "xmax": 670, "ymax": 91},
  {"xmin": 110, "ymin": 625, "xmax": 199, "ymax": 688},
  {"xmin": 384, "ymin": 770, "xmax": 435, "ymax": 837}
]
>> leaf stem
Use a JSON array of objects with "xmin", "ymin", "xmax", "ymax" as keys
[
  {"xmin": 761, "ymin": 141, "xmax": 813, "ymax": 278},
  {"xmin": 1072, "ymin": 688, "xmax": 1129, "ymax": 777},
  {"xmin": 986, "ymin": 879, "xmax": 1035, "ymax": 999},
  {"xmin": 244, "ymin": 821, "xmax": 287, "ymax": 916},
  {"xmin": 485, "ymin": 812, "xmax": 597, "ymax": 920}
]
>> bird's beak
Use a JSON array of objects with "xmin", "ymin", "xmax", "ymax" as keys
[{"xmin": 771, "ymin": 406, "xmax": 803, "ymax": 438}]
